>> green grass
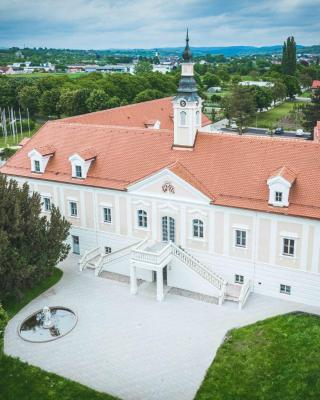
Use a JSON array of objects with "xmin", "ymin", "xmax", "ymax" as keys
[
  {"xmin": 0, "ymin": 122, "xmax": 43, "ymax": 148},
  {"xmin": 196, "ymin": 312, "xmax": 320, "ymax": 400},
  {"xmin": 250, "ymin": 101, "xmax": 303, "ymax": 129},
  {"xmin": 0, "ymin": 267, "xmax": 118, "ymax": 400}
]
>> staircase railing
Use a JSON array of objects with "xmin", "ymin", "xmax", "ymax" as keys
[
  {"xmin": 79, "ymin": 247, "xmax": 101, "ymax": 271},
  {"xmin": 238, "ymin": 280, "xmax": 252, "ymax": 310},
  {"xmin": 171, "ymin": 243, "xmax": 226, "ymax": 291},
  {"xmin": 131, "ymin": 241, "xmax": 172, "ymax": 266},
  {"xmin": 95, "ymin": 242, "xmax": 140, "ymax": 276}
]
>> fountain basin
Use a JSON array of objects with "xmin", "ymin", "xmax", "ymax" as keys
[{"xmin": 18, "ymin": 306, "xmax": 77, "ymax": 343}]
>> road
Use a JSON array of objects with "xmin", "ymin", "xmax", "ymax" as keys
[{"xmin": 219, "ymin": 127, "xmax": 311, "ymax": 140}]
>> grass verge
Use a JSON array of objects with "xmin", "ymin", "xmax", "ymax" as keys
[{"xmin": 195, "ymin": 312, "xmax": 320, "ymax": 400}]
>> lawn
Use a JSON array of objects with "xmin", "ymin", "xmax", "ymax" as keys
[
  {"xmin": 0, "ymin": 122, "xmax": 43, "ymax": 148},
  {"xmin": 250, "ymin": 101, "xmax": 304, "ymax": 129},
  {"xmin": 196, "ymin": 312, "xmax": 320, "ymax": 400},
  {"xmin": 0, "ymin": 267, "xmax": 118, "ymax": 400}
]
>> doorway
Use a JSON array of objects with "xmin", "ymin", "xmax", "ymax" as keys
[
  {"xmin": 162, "ymin": 216, "xmax": 175, "ymax": 242},
  {"xmin": 72, "ymin": 235, "xmax": 80, "ymax": 254}
]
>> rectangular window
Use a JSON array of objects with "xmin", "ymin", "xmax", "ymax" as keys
[
  {"xmin": 280, "ymin": 284, "xmax": 291, "ymax": 295},
  {"xmin": 235, "ymin": 229, "xmax": 247, "ymax": 248},
  {"xmin": 103, "ymin": 207, "xmax": 112, "ymax": 223},
  {"xmin": 282, "ymin": 238, "xmax": 295, "ymax": 257},
  {"xmin": 235, "ymin": 274, "xmax": 244, "ymax": 284},
  {"xmin": 69, "ymin": 201, "xmax": 78, "ymax": 217},
  {"xmin": 75, "ymin": 165, "xmax": 82, "ymax": 178},
  {"xmin": 34, "ymin": 160, "xmax": 40, "ymax": 172},
  {"xmin": 275, "ymin": 191, "xmax": 283, "ymax": 202},
  {"xmin": 72, "ymin": 235, "xmax": 80, "ymax": 254},
  {"xmin": 105, "ymin": 246, "xmax": 112, "ymax": 254},
  {"xmin": 43, "ymin": 197, "xmax": 51, "ymax": 212}
]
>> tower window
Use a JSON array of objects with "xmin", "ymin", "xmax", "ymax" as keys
[
  {"xmin": 196, "ymin": 111, "xmax": 200, "ymax": 125},
  {"xmin": 180, "ymin": 111, "xmax": 187, "ymax": 126}
]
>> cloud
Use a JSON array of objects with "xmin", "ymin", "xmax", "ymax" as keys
[{"xmin": 0, "ymin": 0, "xmax": 319, "ymax": 48}]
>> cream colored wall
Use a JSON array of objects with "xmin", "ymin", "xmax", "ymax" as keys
[
  {"xmin": 131, "ymin": 202, "xmax": 152, "ymax": 239},
  {"xmin": 64, "ymin": 188, "xmax": 81, "ymax": 227},
  {"xmin": 229, "ymin": 214, "xmax": 253, "ymax": 259},
  {"xmin": 257, "ymin": 218, "xmax": 271, "ymax": 263},
  {"xmin": 84, "ymin": 191, "xmax": 94, "ymax": 229},
  {"xmin": 214, "ymin": 212, "xmax": 224, "ymax": 254},
  {"xmin": 119, "ymin": 197, "xmax": 127, "ymax": 236},
  {"xmin": 307, "ymin": 226, "xmax": 314, "ymax": 272},
  {"xmin": 96, "ymin": 192, "xmax": 115, "ymax": 233},
  {"xmin": 276, "ymin": 221, "xmax": 303, "ymax": 269}
]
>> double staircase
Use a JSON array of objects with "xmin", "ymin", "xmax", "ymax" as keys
[{"xmin": 79, "ymin": 239, "xmax": 251, "ymax": 309}]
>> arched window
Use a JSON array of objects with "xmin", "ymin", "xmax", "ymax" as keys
[
  {"xmin": 137, "ymin": 210, "xmax": 147, "ymax": 228},
  {"xmin": 193, "ymin": 219, "xmax": 204, "ymax": 238},
  {"xmin": 196, "ymin": 111, "xmax": 200, "ymax": 126},
  {"xmin": 180, "ymin": 111, "xmax": 187, "ymax": 126}
]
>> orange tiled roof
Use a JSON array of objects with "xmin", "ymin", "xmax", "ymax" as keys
[
  {"xmin": 2, "ymin": 112, "xmax": 320, "ymax": 220},
  {"xmin": 77, "ymin": 147, "xmax": 97, "ymax": 161},
  {"xmin": 61, "ymin": 97, "xmax": 211, "ymax": 129},
  {"xmin": 36, "ymin": 144, "xmax": 56, "ymax": 156},
  {"xmin": 311, "ymin": 80, "xmax": 320, "ymax": 89},
  {"xmin": 269, "ymin": 166, "xmax": 297, "ymax": 184}
]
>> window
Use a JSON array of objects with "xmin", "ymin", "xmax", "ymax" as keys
[
  {"xmin": 34, "ymin": 160, "xmax": 40, "ymax": 172},
  {"xmin": 275, "ymin": 191, "xmax": 283, "ymax": 202},
  {"xmin": 280, "ymin": 284, "xmax": 291, "ymax": 295},
  {"xmin": 72, "ymin": 235, "xmax": 80, "ymax": 254},
  {"xmin": 43, "ymin": 197, "xmax": 51, "ymax": 212},
  {"xmin": 105, "ymin": 246, "xmax": 112, "ymax": 254},
  {"xmin": 137, "ymin": 210, "xmax": 147, "ymax": 228},
  {"xmin": 282, "ymin": 238, "xmax": 295, "ymax": 257},
  {"xmin": 235, "ymin": 229, "xmax": 247, "ymax": 248},
  {"xmin": 75, "ymin": 165, "xmax": 82, "ymax": 178},
  {"xmin": 180, "ymin": 111, "xmax": 187, "ymax": 126},
  {"xmin": 193, "ymin": 219, "xmax": 204, "ymax": 238},
  {"xmin": 69, "ymin": 201, "xmax": 78, "ymax": 217},
  {"xmin": 103, "ymin": 207, "xmax": 112, "ymax": 223},
  {"xmin": 235, "ymin": 274, "xmax": 244, "ymax": 284}
]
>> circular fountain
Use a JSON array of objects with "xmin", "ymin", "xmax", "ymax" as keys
[{"xmin": 18, "ymin": 306, "xmax": 77, "ymax": 343}]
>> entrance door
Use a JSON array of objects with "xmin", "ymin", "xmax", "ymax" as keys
[
  {"xmin": 162, "ymin": 216, "xmax": 175, "ymax": 242},
  {"xmin": 72, "ymin": 235, "xmax": 80, "ymax": 254}
]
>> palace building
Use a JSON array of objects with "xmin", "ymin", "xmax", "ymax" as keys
[{"xmin": 2, "ymin": 34, "xmax": 320, "ymax": 308}]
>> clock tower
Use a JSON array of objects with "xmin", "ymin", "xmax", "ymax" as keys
[{"xmin": 173, "ymin": 30, "xmax": 202, "ymax": 148}]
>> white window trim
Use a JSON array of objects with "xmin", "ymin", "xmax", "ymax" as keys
[
  {"xmin": 191, "ymin": 218, "xmax": 205, "ymax": 240},
  {"xmin": 179, "ymin": 110, "xmax": 187, "ymax": 127},
  {"xmin": 100, "ymin": 205, "xmax": 113, "ymax": 225},
  {"xmin": 235, "ymin": 274, "xmax": 244, "ymax": 284},
  {"xmin": 234, "ymin": 228, "xmax": 248, "ymax": 249},
  {"xmin": 280, "ymin": 284, "xmax": 291, "ymax": 295},
  {"xmin": 41, "ymin": 195, "xmax": 52, "ymax": 213},
  {"xmin": 281, "ymin": 237, "xmax": 296, "ymax": 258},
  {"xmin": 136, "ymin": 210, "xmax": 149, "ymax": 231},
  {"xmin": 68, "ymin": 200, "xmax": 79, "ymax": 218}
]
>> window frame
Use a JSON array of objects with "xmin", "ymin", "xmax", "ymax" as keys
[
  {"xmin": 280, "ymin": 284, "xmax": 291, "ymax": 295},
  {"xmin": 69, "ymin": 201, "xmax": 78, "ymax": 218},
  {"xmin": 235, "ymin": 229, "xmax": 247, "ymax": 248},
  {"xmin": 102, "ymin": 207, "xmax": 112, "ymax": 224},
  {"xmin": 42, "ymin": 196, "xmax": 51, "ymax": 213},
  {"xmin": 137, "ymin": 209, "xmax": 148, "ymax": 229},
  {"xmin": 235, "ymin": 274, "xmax": 244, "ymax": 284},
  {"xmin": 105, "ymin": 246, "xmax": 112, "ymax": 254},
  {"xmin": 180, "ymin": 110, "xmax": 187, "ymax": 126},
  {"xmin": 282, "ymin": 237, "xmax": 295, "ymax": 257},
  {"xmin": 275, "ymin": 191, "xmax": 283, "ymax": 203},
  {"xmin": 33, "ymin": 159, "xmax": 41, "ymax": 173},
  {"xmin": 75, "ymin": 165, "xmax": 82, "ymax": 179},
  {"xmin": 192, "ymin": 218, "xmax": 204, "ymax": 239}
]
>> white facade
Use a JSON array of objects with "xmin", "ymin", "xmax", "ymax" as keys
[{"xmin": 12, "ymin": 166, "xmax": 320, "ymax": 307}]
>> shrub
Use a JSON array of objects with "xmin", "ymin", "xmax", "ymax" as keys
[{"xmin": 0, "ymin": 304, "xmax": 9, "ymax": 339}]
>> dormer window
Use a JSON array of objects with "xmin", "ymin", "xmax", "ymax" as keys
[
  {"xmin": 267, "ymin": 167, "xmax": 296, "ymax": 208},
  {"xmin": 75, "ymin": 165, "xmax": 82, "ymax": 178},
  {"xmin": 69, "ymin": 148, "xmax": 96, "ymax": 180},
  {"xmin": 34, "ymin": 160, "xmax": 41, "ymax": 173},
  {"xmin": 275, "ymin": 191, "xmax": 283, "ymax": 203},
  {"xmin": 28, "ymin": 146, "xmax": 55, "ymax": 174}
]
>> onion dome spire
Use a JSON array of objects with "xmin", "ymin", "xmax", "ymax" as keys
[{"xmin": 182, "ymin": 28, "xmax": 192, "ymax": 62}]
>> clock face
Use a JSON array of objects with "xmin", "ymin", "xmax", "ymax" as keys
[{"xmin": 180, "ymin": 100, "xmax": 186, "ymax": 107}]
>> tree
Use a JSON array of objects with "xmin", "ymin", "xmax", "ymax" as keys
[
  {"xmin": 282, "ymin": 36, "xmax": 297, "ymax": 76},
  {"xmin": 18, "ymin": 85, "xmax": 40, "ymax": 116},
  {"xmin": 225, "ymin": 86, "xmax": 256, "ymax": 134},
  {"xmin": 302, "ymin": 88, "xmax": 320, "ymax": 138},
  {"xmin": 284, "ymin": 75, "xmax": 301, "ymax": 99},
  {"xmin": 39, "ymin": 88, "xmax": 61, "ymax": 117},
  {"xmin": 86, "ymin": 89, "xmax": 108, "ymax": 112},
  {"xmin": 133, "ymin": 89, "xmax": 163, "ymax": 103},
  {"xmin": 0, "ymin": 176, "xmax": 70, "ymax": 300},
  {"xmin": 203, "ymin": 72, "xmax": 220, "ymax": 88},
  {"xmin": 134, "ymin": 61, "xmax": 153, "ymax": 74},
  {"xmin": 271, "ymin": 81, "xmax": 287, "ymax": 104},
  {"xmin": 253, "ymin": 87, "xmax": 272, "ymax": 111}
]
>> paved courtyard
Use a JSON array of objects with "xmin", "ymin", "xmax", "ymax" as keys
[{"xmin": 4, "ymin": 254, "xmax": 320, "ymax": 400}]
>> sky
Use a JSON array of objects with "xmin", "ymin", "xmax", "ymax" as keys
[{"xmin": 0, "ymin": 0, "xmax": 319, "ymax": 49}]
